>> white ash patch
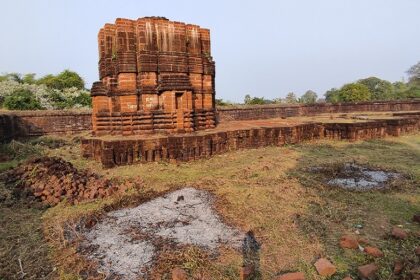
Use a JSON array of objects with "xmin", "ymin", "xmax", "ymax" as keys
[
  {"xmin": 81, "ymin": 188, "xmax": 244, "ymax": 279},
  {"xmin": 326, "ymin": 163, "xmax": 400, "ymax": 190}
]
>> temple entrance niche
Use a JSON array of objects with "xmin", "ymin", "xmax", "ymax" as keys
[{"xmin": 176, "ymin": 92, "xmax": 184, "ymax": 130}]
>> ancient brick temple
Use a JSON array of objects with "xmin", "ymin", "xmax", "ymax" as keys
[{"xmin": 90, "ymin": 17, "xmax": 216, "ymax": 135}]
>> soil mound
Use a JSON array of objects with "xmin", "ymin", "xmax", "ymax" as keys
[{"xmin": 3, "ymin": 157, "xmax": 137, "ymax": 206}]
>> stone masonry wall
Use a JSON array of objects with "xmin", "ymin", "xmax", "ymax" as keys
[
  {"xmin": 0, "ymin": 110, "xmax": 91, "ymax": 141},
  {"xmin": 1, "ymin": 100, "xmax": 419, "ymax": 142},
  {"xmin": 217, "ymin": 100, "xmax": 420, "ymax": 121},
  {"xmin": 81, "ymin": 113, "xmax": 420, "ymax": 168}
]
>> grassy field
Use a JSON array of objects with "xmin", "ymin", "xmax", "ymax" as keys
[{"xmin": 0, "ymin": 133, "xmax": 419, "ymax": 279}]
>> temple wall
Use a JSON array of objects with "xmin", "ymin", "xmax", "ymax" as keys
[
  {"xmin": 217, "ymin": 100, "xmax": 420, "ymax": 121},
  {"xmin": 1, "ymin": 100, "xmax": 419, "ymax": 142},
  {"xmin": 81, "ymin": 115, "xmax": 420, "ymax": 168},
  {"xmin": 0, "ymin": 110, "xmax": 91, "ymax": 141}
]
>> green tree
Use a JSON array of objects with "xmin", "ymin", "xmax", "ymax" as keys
[
  {"xmin": 244, "ymin": 94, "xmax": 251, "ymax": 104},
  {"xmin": 22, "ymin": 73, "xmax": 37, "ymax": 84},
  {"xmin": 73, "ymin": 92, "xmax": 92, "ymax": 108},
  {"xmin": 285, "ymin": 92, "xmax": 298, "ymax": 104},
  {"xmin": 325, "ymin": 88, "xmax": 340, "ymax": 103},
  {"xmin": 338, "ymin": 83, "xmax": 371, "ymax": 102},
  {"xmin": 215, "ymin": 98, "xmax": 233, "ymax": 106},
  {"xmin": 358, "ymin": 77, "xmax": 393, "ymax": 100},
  {"xmin": 7, "ymin": 73, "xmax": 23, "ymax": 83},
  {"xmin": 299, "ymin": 90, "xmax": 318, "ymax": 104},
  {"xmin": 244, "ymin": 94, "xmax": 268, "ymax": 105},
  {"xmin": 393, "ymin": 81, "xmax": 409, "ymax": 98},
  {"xmin": 3, "ymin": 89, "xmax": 43, "ymax": 110},
  {"xmin": 407, "ymin": 61, "xmax": 420, "ymax": 86},
  {"xmin": 37, "ymin": 70, "xmax": 85, "ymax": 90},
  {"xmin": 56, "ymin": 70, "xmax": 85, "ymax": 89}
]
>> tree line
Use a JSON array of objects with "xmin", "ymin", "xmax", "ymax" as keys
[
  {"xmin": 0, "ymin": 70, "xmax": 90, "ymax": 110},
  {"xmin": 2, "ymin": 62, "xmax": 419, "ymax": 110},
  {"xmin": 217, "ymin": 61, "xmax": 420, "ymax": 106}
]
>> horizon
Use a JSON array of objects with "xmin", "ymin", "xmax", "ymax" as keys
[{"xmin": 1, "ymin": 0, "xmax": 419, "ymax": 102}]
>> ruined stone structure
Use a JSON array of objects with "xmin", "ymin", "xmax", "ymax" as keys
[
  {"xmin": 1, "ymin": 100, "xmax": 420, "ymax": 142},
  {"xmin": 90, "ymin": 17, "xmax": 216, "ymax": 135},
  {"xmin": 82, "ymin": 112, "xmax": 420, "ymax": 168}
]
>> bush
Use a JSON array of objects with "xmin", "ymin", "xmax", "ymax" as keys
[
  {"xmin": 358, "ymin": 77, "xmax": 394, "ymax": 101},
  {"xmin": 3, "ymin": 89, "xmax": 43, "ymax": 110},
  {"xmin": 338, "ymin": 83, "xmax": 371, "ymax": 102},
  {"xmin": 0, "ymin": 80, "xmax": 91, "ymax": 110},
  {"xmin": 37, "ymin": 70, "xmax": 85, "ymax": 90}
]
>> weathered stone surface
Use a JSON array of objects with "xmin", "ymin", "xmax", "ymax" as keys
[
  {"xmin": 340, "ymin": 235, "xmax": 359, "ymax": 249},
  {"xmin": 239, "ymin": 265, "xmax": 254, "ymax": 280},
  {"xmin": 393, "ymin": 260, "xmax": 404, "ymax": 275},
  {"xmin": 172, "ymin": 267, "xmax": 188, "ymax": 280},
  {"xmin": 314, "ymin": 258, "xmax": 336, "ymax": 277},
  {"xmin": 391, "ymin": 227, "xmax": 408, "ymax": 239},
  {"xmin": 364, "ymin": 246, "xmax": 384, "ymax": 258},
  {"xmin": 275, "ymin": 272, "xmax": 305, "ymax": 280},
  {"xmin": 358, "ymin": 263, "xmax": 378, "ymax": 279}
]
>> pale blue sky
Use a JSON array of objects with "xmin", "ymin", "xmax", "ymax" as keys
[{"xmin": 1, "ymin": 0, "xmax": 419, "ymax": 102}]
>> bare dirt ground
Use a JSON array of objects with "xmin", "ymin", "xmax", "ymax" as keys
[{"xmin": 1, "ymin": 132, "xmax": 419, "ymax": 279}]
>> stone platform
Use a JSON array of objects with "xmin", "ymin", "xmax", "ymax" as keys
[{"xmin": 81, "ymin": 111, "xmax": 420, "ymax": 168}]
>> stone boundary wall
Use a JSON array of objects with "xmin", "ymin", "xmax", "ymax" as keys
[
  {"xmin": 82, "ymin": 114, "xmax": 420, "ymax": 168},
  {"xmin": 0, "ymin": 110, "xmax": 91, "ymax": 141},
  {"xmin": 217, "ymin": 100, "xmax": 420, "ymax": 121},
  {"xmin": 1, "ymin": 100, "xmax": 420, "ymax": 142}
]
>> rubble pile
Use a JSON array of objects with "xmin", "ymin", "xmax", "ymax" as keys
[{"xmin": 4, "ymin": 157, "xmax": 137, "ymax": 206}]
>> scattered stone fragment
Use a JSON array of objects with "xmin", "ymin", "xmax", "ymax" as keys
[
  {"xmin": 314, "ymin": 258, "xmax": 336, "ymax": 277},
  {"xmin": 358, "ymin": 263, "xmax": 378, "ymax": 279},
  {"xmin": 3, "ymin": 156, "xmax": 140, "ymax": 206},
  {"xmin": 275, "ymin": 272, "xmax": 305, "ymax": 280},
  {"xmin": 393, "ymin": 260, "xmax": 404, "ymax": 275},
  {"xmin": 391, "ymin": 227, "xmax": 408, "ymax": 239},
  {"xmin": 239, "ymin": 265, "xmax": 254, "ymax": 280},
  {"xmin": 409, "ymin": 267, "xmax": 420, "ymax": 279},
  {"xmin": 364, "ymin": 246, "xmax": 384, "ymax": 258},
  {"xmin": 358, "ymin": 238, "xmax": 369, "ymax": 245},
  {"xmin": 340, "ymin": 235, "xmax": 359, "ymax": 249},
  {"xmin": 413, "ymin": 214, "xmax": 420, "ymax": 223},
  {"xmin": 415, "ymin": 247, "xmax": 420, "ymax": 256},
  {"xmin": 172, "ymin": 267, "xmax": 188, "ymax": 280}
]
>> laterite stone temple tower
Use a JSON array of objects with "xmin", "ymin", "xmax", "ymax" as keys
[{"xmin": 90, "ymin": 17, "xmax": 216, "ymax": 135}]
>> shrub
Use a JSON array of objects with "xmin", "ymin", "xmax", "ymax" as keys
[
  {"xmin": 0, "ymin": 80, "xmax": 91, "ymax": 110},
  {"xmin": 338, "ymin": 83, "xmax": 371, "ymax": 102},
  {"xmin": 3, "ymin": 89, "xmax": 43, "ymax": 110},
  {"xmin": 37, "ymin": 70, "xmax": 85, "ymax": 90}
]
